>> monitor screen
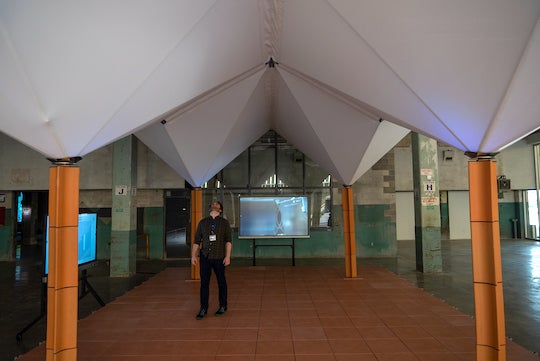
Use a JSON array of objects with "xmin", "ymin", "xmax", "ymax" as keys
[
  {"xmin": 44, "ymin": 213, "xmax": 98, "ymax": 274},
  {"xmin": 239, "ymin": 196, "xmax": 309, "ymax": 238}
]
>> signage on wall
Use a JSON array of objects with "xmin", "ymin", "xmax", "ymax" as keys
[
  {"xmin": 0, "ymin": 193, "xmax": 5, "ymax": 203},
  {"xmin": 115, "ymin": 186, "xmax": 128, "ymax": 196}
]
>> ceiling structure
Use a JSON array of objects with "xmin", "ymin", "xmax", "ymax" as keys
[{"xmin": 1, "ymin": 1, "xmax": 539, "ymax": 186}]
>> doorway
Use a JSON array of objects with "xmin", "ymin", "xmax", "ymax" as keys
[{"xmin": 164, "ymin": 189, "xmax": 191, "ymax": 259}]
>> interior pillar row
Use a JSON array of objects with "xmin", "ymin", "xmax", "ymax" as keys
[
  {"xmin": 191, "ymin": 188, "xmax": 203, "ymax": 280},
  {"xmin": 342, "ymin": 185, "xmax": 357, "ymax": 278},
  {"xmin": 46, "ymin": 161, "xmax": 80, "ymax": 361},
  {"xmin": 467, "ymin": 154, "xmax": 506, "ymax": 361}
]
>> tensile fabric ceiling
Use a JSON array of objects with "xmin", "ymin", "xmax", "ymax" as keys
[{"xmin": 1, "ymin": 1, "xmax": 539, "ymax": 186}]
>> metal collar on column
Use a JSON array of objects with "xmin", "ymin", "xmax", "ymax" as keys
[
  {"xmin": 464, "ymin": 152, "xmax": 498, "ymax": 161},
  {"xmin": 47, "ymin": 157, "xmax": 83, "ymax": 166}
]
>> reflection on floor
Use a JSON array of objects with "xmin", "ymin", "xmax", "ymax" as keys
[
  {"xmin": 1, "ymin": 238, "xmax": 539, "ymax": 360},
  {"xmin": 165, "ymin": 228, "xmax": 190, "ymax": 259}
]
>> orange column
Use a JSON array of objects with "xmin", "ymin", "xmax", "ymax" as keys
[
  {"xmin": 468, "ymin": 156, "xmax": 506, "ymax": 361},
  {"xmin": 342, "ymin": 185, "xmax": 357, "ymax": 278},
  {"xmin": 46, "ymin": 163, "xmax": 80, "ymax": 361},
  {"xmin": 190, "ymin": 188, "xmax": 203, "ymax": 280}
]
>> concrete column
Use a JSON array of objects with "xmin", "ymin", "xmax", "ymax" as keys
[
  {"xmin": 467, "ymin": 155, "xmax": 506, "ymax": 361},
  {"xmin": 411, "ymin": 133, "xmax": 442, "ymax": 272},
  {"xmin": 0, "ymin": 192, "xmax": 14, "ymax": 260},
  {"xmin": 342, "ymin": 185, "xmax": 357, "ymax": 278},
  {"xmin": 191, "ymin": 188, "xmax": 203, "ymax": 280},
  {"xmin": 110, "ymin": 136, "xmax": 137, "ymax": 277},
  {"xmin": 46, "ymin": 162, "xmax": 80, "ymax": 361}
]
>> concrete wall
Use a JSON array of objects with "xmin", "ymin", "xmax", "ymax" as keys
[{"xmin": 0, "ymin": 132, "xmax": 185, "ymax": 191}]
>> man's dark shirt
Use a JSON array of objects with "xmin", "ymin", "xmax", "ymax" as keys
[{"xmin": 194, "ymin": 215, "xmax": 232, "ymax": 259}]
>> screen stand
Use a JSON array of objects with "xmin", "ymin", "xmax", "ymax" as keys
[
  {"xmin": 16, "ymin": 268, "xmax": 105, "ymax": 342},
  {"xmin": 79, "ymin": 268, "xmax": 105, "ymax": 307},
  {"xmin": 252, "ymin": 238, "xmax": 295, "ymax": 266},
  {"xmin": 16, "ymin": 276, "xmax": 47, "ymax": 342}
]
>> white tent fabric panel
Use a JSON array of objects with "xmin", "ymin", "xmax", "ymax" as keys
[
  {"xmin": 82, "ymin": 0, "xmax": 264, "ymax": 157},
  {"xmin": 481, "ymin": 17, "xmax": 540, "ymax": 152},
  {"xmin": 134, "ymin": 121, "xmax": 190, "ymax": 184},
  {"xmin": 329, "ymin": 0, "xmax": 540, "ymax": 152},
  {"xmin": 0, "ymin": 0, "xmax": 217, "ymax": 157},
  {"xmin": 273, "ymin": 71, "xmax": 341, "ymax": 181},
  {"xmin": 279, "ymin": 0, "xmax": 466, "ymax": 151},
  {"xmin": 0, "ymin": 1, "xmax": 540, "ymax": 186},
  {"xmin": 354, "ymin": 121, "xmax": 410, "ymax": 183},
  {"xmin": 278, "ymin": 68, "xmax": 379, "ymax": 185},
  {"xmin": 136, "ymin": 69, "xmax": 266, "ymax": 187}
]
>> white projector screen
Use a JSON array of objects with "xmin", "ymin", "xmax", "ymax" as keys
[{"xmin": 239, "ymin": 196, "xmax": 310, "ymax": 239}]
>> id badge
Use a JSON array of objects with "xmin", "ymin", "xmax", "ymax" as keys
[{"xmin": 209, "ymin": 234, "xmax": 217, "ymax": 242}]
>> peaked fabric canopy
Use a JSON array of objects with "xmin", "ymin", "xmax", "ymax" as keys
[{"xmin": 1, "ymin": 1, "xmax": 539, "ymax": 186}]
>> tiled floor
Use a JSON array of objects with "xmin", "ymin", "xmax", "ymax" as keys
[
  {"xmin": 13, "ymin": 264, "xmax": 539, "ymax": 361},
  {"xmin": 3, "ymin": 238, "xmax": 540, "ymax": 361}
]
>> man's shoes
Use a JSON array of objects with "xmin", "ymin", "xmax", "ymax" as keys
[
  {"xmin": 215, "ymin": 306, "xmax": 227, "ymax": 316},
  {"xmin": 196, "ymin": 309, "xmax": 207, "ymax": 320}
]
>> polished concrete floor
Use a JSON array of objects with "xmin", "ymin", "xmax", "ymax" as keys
[{"xmin": 1, "ymin": 238, "xmax": 539, "ymax": 360}]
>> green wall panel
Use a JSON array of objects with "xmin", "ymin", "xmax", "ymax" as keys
[
  {"xmin": 0, "ymin": 208, "xmax": 14, "ymax": 260},
  {"xmin": 355, "ymin": 204, "xmax": 397, "ymax": 257},
  {"xmin": 499, "ymin": 202, "xmax": 519, "ymax": 239},
  {"xmin": 144, "ymin": 207, "xmax": 164, "ymax": 259}
]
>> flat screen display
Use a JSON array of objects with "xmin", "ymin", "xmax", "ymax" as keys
[
  {"xmin": 239, "ymin": 196, "xmax": 309, "ymax": 238},
  {"xmin": 44, "ymin": 213, "xmax": 98, "ymax": 274}
]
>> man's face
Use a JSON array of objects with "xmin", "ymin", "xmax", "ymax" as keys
[{"xmin": 210, "ymin": 203, "xmax": 221, "ymax": 213}]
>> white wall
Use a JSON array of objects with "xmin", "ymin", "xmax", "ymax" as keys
[
  {"xmin": 0, "ymin": 132, "xmax": 185, "ymax": 191},
  {"xmin": 396, "ymin": 191, "xmax": 415, "ymax": 240},
  {"xmin": 448, "ymin": 191, "xmax": 471, "ymax": 239}
]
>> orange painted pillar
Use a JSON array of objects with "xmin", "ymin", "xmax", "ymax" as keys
[
  {"xmin": 190, "ymin": 188, "xmax": 203, "ymax": 280},
  {"xmin": 468, "ymin": 156, "xmax": 506, "ymax": 361},
  {"xmin": 46, "ymin": 161, "xmax": 80, "ymax": 361},
  {"xmin": 342, "ymin": 185, "xmax": 357, "ymax": 278}
]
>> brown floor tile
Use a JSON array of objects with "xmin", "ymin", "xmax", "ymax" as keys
[
  {"xmin": 293, "ymin": 340, "xmax": 333, "ymax": 354},
  {"xmin": 364, "ymin": 338, "xmax": 410, "ymax": 353},
  {"xmin": 328, "ymin": 338, "xmax": 371, "ymax": 353},
  {"xmin": 357, "ymin": 325, "xmax": 396, "ymax": 339},
  {"xmin": 291, "ymin": 326, "xmax": 327, "ymax": 340},
  {"xmin": 414, "ymin": 352, "xmax": 463, "ymax": 361},
  {"xmin": 217, "ymin": 340, "xmax": 257, "ymax": 355},
  {"xmin": 323, "ymin": 327, "xmax": 361, "ymax": 339},
  {"xmin": 256, "ymin": 340, "xmax": 294, "ymax": 354},
  {"xmin": 334, "ymin": 354, "xmax": 378, "ymax": 361},
  {"xmin": 255, "ymin": 355, "xmax": 295, "ymax": 361},
  {"xmin": 13, "ymin": 266, "xmax": 540, "ymax": 361},
  {"xmin": 392, "ymin": 326, "xmax": 432, "ymax": 339},
  {"xmin": 257, "ymin": 327, "xmax": 292, "ymax": 340}
]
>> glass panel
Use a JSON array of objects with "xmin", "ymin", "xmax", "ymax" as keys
[
  {"xmin": 277, "ymin": 146, "xmax": 303, "ymax": 187},
  {"xmin": 250, "ymin": 144, "xmax": 275, "ymax": 188},
  {"xmin": 305, "ymin": 188, "xmax": 332, "ymax": 228},
  {"xmin": 525, "ymin": 190, "xmax": 539, "ymax": 239},
  {"xmin": 202, "ymin": 189, "xmax": 249, "ymax": 228},
  {"xmin": 305, "ymin": 156, "xmax": 331, "ymax": 187},
  {"xmin": 222, "ymin": 150, "xmax": 248, "ymax": 188}
]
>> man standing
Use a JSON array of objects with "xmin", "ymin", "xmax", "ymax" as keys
[{"xmin": 191, "ymin": 201, "xmax": 232, "ymax": 319}]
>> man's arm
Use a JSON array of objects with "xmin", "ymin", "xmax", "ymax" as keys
[
  {"xmin": 191, "ymin": 243, "xmax": 200, "ymax": 265},
  {"xmin": 223, "ymin": 242, "xmax": 232, "ymax": 266}
]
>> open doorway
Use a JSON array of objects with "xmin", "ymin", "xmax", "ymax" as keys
[{"xmin": 164, "ymin": 189, "xmax": 191, "ymax": 259}]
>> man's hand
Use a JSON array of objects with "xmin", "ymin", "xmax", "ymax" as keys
[
  {"xmin": 191, "ymin": 256, "xmax": 198, "ymax": 266},
  {"xmin": 223, "ymin": 256, "xmax": 231, "ymax": 266}
]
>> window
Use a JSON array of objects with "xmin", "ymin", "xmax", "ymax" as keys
[{"xmin": 202, "ymin": 130, "xmax": 332, "ymax": 229}]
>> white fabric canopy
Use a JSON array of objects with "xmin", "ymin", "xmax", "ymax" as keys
[{"xmin": 1, "ymin": 0, "xmax": 539, "ymax": 186}]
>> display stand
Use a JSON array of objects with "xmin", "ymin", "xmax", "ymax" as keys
[
  {"xmin": 251, "ymin": 238, "xmax": 295, "ymax": 266},
  {"xmin": 16, "ymin": 276, "xmax": 47, "ymax": 342},
  {"xmin": 79, "ymin": 267, "xmax": 105, "ymax": 306},
  {"xmin": 16, "ymin": 263, "xmax": 104, "ymax": 342}
]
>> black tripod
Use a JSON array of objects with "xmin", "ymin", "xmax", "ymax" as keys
[{"xmin": 16, "ymin": 264, "xmax": 105, "ymax": 342}]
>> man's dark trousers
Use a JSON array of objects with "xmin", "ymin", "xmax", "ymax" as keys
[{"xmin": 199, "ymin": 254, "xmax": 227, "ymax": 310}]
